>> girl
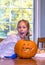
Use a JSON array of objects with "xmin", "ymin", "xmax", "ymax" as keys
[{"xmin": 0, "ymin": 19, "xmax": 30, "ymax": 59}]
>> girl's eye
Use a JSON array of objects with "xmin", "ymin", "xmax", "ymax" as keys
[
  {"xmin": 18, "ymin": 26, "xmax": 26, "ymax": 29},
  {"xmin": 18, "ymin": 26, "xmax": 21, "ymax": 29},
  {"xmin": 23, "ymin": 26, "xmax": 26, "ymax": 28}
]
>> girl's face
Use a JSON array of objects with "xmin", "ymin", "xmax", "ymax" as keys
[{"xmin": 17, "ymin": 21, "xmax": 28, "ymax": 39}]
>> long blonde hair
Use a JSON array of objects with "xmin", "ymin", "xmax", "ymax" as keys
[{"xmin": 17, "ymin": 19, "xmax": 30, "ymax": 40}]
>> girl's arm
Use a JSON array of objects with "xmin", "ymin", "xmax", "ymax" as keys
[
  {"xmin": 0, "ymin": 34, "xmax": 18, "ymax": 49},
  {"xmin": 0, "ymin": 34, "xmax": 19, "ymax": 58}
]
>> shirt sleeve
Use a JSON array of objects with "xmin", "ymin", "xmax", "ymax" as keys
[
  {"xmin": 0, "ymin": 34, "xmax": 19, "ymax": 49},
  {"xmin": 0, "ymin": 34, "xmax": 20, "ymax": 58}
]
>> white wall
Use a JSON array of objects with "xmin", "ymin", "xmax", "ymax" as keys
[
  {"xmin": 34, "ymin": 0, "xmax": 41, "ymax": 43},
  {"xmin": 41, "ymin": 0, "xmax": 45, "ymax": 37}
]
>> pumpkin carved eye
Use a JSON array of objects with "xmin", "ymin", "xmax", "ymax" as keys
[{"xmin": 14, "ymin": 39, "xmax": 37, "ymax": 58}]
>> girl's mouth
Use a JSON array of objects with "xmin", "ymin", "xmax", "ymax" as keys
[{"xmin": 20, "ymin": 32, "xmax": 24, "ymax": 35}]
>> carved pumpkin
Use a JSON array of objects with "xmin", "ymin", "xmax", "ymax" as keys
[{"xmin": 14, "ymin": 39, "xmax": 37, "ymax": 58}]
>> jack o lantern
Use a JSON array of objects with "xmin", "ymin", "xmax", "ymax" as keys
[{"xmin": 14, "ymin": 39, "xmax": 37, "ymax": 58}]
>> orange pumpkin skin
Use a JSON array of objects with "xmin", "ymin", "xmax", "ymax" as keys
[{"xmin": 14, "ymin": 39, "xmax": 37, "ymax": 58}]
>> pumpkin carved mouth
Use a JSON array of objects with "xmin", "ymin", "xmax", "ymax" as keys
[{"xmin": 22, "ymin": 48, "xmax": 32, "ymax": 52}]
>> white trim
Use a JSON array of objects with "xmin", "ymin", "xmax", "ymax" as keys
[{"xmin": 34, "ymin": 0, "xmax": 41, "ymax": 43}]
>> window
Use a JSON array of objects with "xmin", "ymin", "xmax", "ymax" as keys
[{"xmin": 0, "ymin": 0, "xmax": 34, "ymax": 40}]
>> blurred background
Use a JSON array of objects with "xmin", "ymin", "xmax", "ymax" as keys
[{"xmin": 0, "ymin": 0, "xmax": 45, "ymax": 43}]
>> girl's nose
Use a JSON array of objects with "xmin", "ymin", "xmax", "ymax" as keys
[{"xmin": 20, "ymin": 27, "xmax": 23, "ymax": 31}]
